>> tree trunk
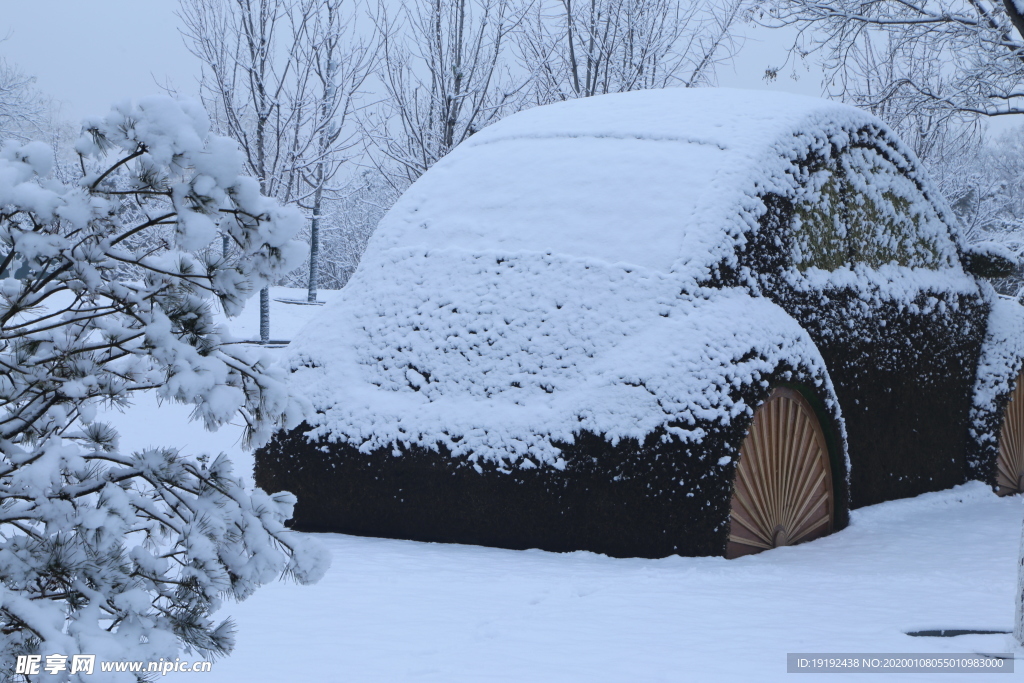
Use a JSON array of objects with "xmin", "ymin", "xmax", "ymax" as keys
[
  {"xmin": 308, "ymin": 200, "xmax": 321, "ymax": 303},
  {"xmin": 260, "ymin": 286, "xmax": 270, "ymax": 343}
]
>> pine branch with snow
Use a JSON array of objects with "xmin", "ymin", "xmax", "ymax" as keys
[{"xmin": 0, "ymin": 96, "xmax": 327, "ymax": 681}]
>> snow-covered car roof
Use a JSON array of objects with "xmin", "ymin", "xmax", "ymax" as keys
[{"xmin": 284, "ymin": 88, "xmax": 959, "ymax": 468}]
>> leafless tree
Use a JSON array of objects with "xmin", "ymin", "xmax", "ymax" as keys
[
  {"xmin": 293, "ymin": 0, "xmax": 376, "ymax": 302},
  {"xmin": 759, "ymin": 0, "xmax": 1024, "ymax": 260},
  {"xmin": 517, "ymin": 0, "xmax": 746, "ymax": 104},
  {"xmin": 180, "ymin": 0, "xmax": 372, "ymax": 332},
  {"xmin": 364, "ymin": 0, "xmax": 530, "ymax": 186},
  {"xmin": 769, "ymin": 0, "xmax": 1024, "ymax": 120},
  {"xmin": 180, "ymin": 0, "xmax": 307, "ymax": 341},
  {"xmin": 283, "ymin": 169, "xmax": 399, "ymax": 289},
  {"xmin": 763, "ymin": 0, "xmax": 1024, "ymax": 264},
  {"xmin": 0, "ymin": 57, "xmax": 46, "ymax": 143}
]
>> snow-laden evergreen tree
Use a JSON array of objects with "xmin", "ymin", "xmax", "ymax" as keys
[{"xmin": 0, "ymin": 96, "xmax": 328, "ymax": 681}]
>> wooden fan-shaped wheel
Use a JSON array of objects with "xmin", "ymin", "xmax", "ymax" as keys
[
  {"xmin": 726, "ymin": 387, "xmax": 835, "ymax": 559},
  {"xmin": 996, "ymin": 373, "xmax": 1024, "ymax": 496}
]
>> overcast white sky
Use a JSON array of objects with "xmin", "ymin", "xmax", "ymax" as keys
[
  {"xmin": 2, "ymin": 0, "xmax": 1020, "ymax": 136},
  {"xmin": 1, "ymin": 0, "xmax": 825, "ymax": 123},
  {"xmin": 2, "ymin": 0, "xmax": 196, "ymax": 122}
]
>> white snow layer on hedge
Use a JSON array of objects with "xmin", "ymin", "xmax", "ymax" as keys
[
  {"xmin": 290, "ymin": 251, "xmax": 830, "ymax": 466},
  {"xmin": 971, "ymin": 295, "xmax": 1024, "ymax": 449},
  {"xmin": 284, "ymin": 88, "xmax": 962, "ymax": 466},
  {"xmin": 368, "ymin": 88, "xmax": 962, "ymax": 284}
]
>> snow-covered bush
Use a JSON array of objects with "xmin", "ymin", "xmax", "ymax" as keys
[{"xmin": 0, "ymin": 96, "xmax": 327, "ymax": 681}]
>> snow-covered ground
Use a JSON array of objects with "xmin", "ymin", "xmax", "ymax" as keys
[{"xmin": 103, "ymin": 287, "xmax": 1024, "ymax": 682}]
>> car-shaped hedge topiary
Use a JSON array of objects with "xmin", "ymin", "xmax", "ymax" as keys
[{"xmin": 257, "ymin": 88, "xmax": 1024, "ymax": 559}]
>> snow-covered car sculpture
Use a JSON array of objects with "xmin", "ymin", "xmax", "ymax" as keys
[{"xmin": 257, "ymin": 88, "xmax": 1024, "ymax": 559}]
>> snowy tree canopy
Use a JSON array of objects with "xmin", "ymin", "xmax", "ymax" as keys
[{"xmin": 0, "ymin": 96, "xmax": 327, "ymax": 681}]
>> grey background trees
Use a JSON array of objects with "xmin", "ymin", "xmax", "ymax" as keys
[
  {"xmin": 0, "ymin": 58, "xmax": 46, "ymax": 142},
  {"xmin": 364, "ymin": 0, "xmax": 529, "ymax": 187},
  {"xmin": 295, "ymin": 0, "xmax": 376, "ymax": 302},
  {"xmin": 517, "ymin": 0, "xmax": 746, "ymax": 104},
  {"xmin": 769, "ymin": 0, "xmax": 1024, "ymax": 119},
  {"xmin": 180, "ymin": 0, "xmax": 373, "ymax": 333},
  {"xmin": 180, "ymin": 0, "xmax": 306, "ymax": 341}
]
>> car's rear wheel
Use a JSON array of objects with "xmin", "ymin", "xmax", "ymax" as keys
[
  {"xmin": 726, "ymin": 387, "xmax": 835, "ymax": 559},
  {"xmin": 996, "ymin": 373, "xmax": 1024, "ymax": 496}
]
